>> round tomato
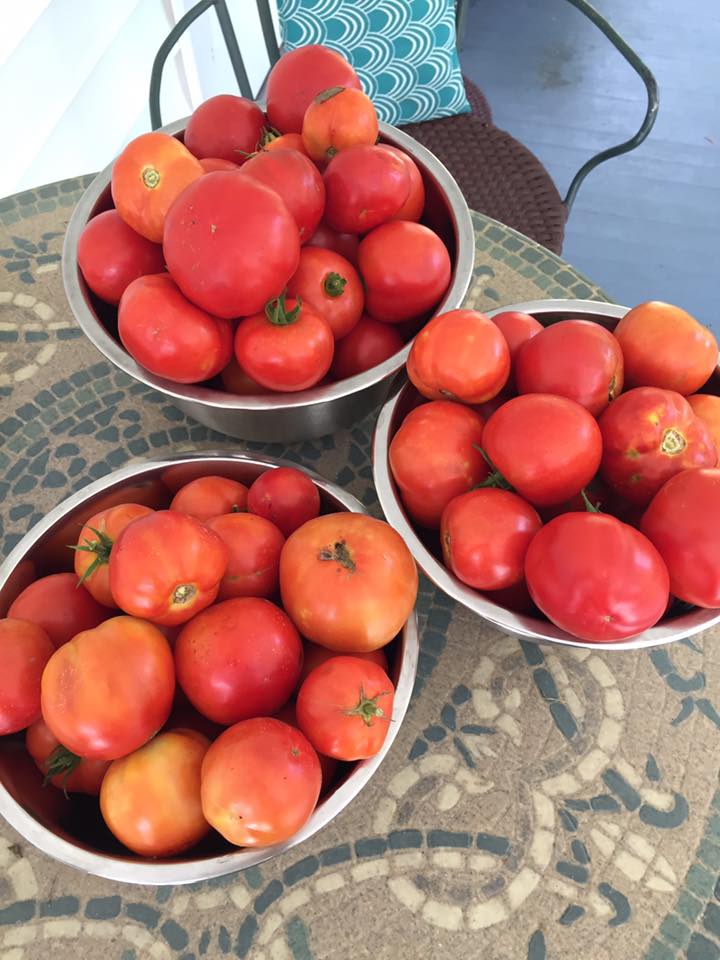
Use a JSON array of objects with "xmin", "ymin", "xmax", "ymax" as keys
[
  {"xmin": 359, "ymin": 221, "xmax": 451, "ymax": 323},
  {"xmin": 169, "ymin": 475, "xmax": 248, "ymax": 522},
  {"xmin": 239, "ymin": 148, "xmax": 325, "ymax": 242},
  {"xmin": 163, "ymin": 172, "xmax": 300, "ymax": 318},
  {"xmin": 206, "ymin": 513, "xmax": 285, "ymax": 599},
  {"xmin": 234, "ymin": 296, "xmax": 334, "ymax": 392},
  {"xmin": 247, "ymin": 466, "xmax": 321, "ymax": 537},
  {"xmin": 280, "ymin": 512, "xmax": 418, "ymax": 652},
  {"xmin": 380, "ymin": 145, "xmax": 425, "ymax": 222},
  {"xmin": 201, "ymin": 717, "xmax": 321, "ymax": 846},
  {"xmin": 297, "ymin": 656, "xmax": 394, "ymax": 760},
  {"xmin": 41, "ymin": 616, "xmax": 174, "ymax": 759},
  {"xmin": 9, "ymin": 572, "xmax": 107, "ymax": 646},
  {"xmin": 119, "ymin": 274, "xmax": 233, "ymax": 384},
  {"xmin": 389, "ymin": 400, "xmax": 488, "ymax": 528},
  {"xmin": 111, "ymin": 132, "xmax": 203, "ymax": 242},
  {"xmin": 490, "ymin": 310, "xmax": 543, "ymax": 363},
  {"xmin": 101, "ymin": 730, "xmax": 209, "ymax": 856},
  {"xmin": 688, "ymin": 394, "xmax": 720, "ymax": 452},
  {"xmin": 302, "ymin": 87, "xmax": 378, "ymax": 164},
  {"xmin": 77, "ymin": 210, "xmax": 165, "ymax": 305},
  {"xmin": 330, "ymin": 314, "xmax": 404, "ymax": 380},
  {"xmin": 323, "ymin": 145, "xmax": 409, "ymax": 234},
  {"xmin": 220, "ymin": 356, "xmax": 271, "ymax": 395},
  {"xmin": 262, "ymin": 131, "xmax": 308, "ymax": 155},
  {"xmin": 614, "ymin": 301, "xmax": 718, "ymax": 394},
  {"xmin": 73, "ymin": 503, "xmax": 154, "ymax": 607},
  {"xmin": 286, "ymin": 247, "xmax": 363, "ymax": 339},
  {"xmin": 641, "ymin": 468, "xmax": 720, "ymax": 607},
  {"xmin": 199, "ymin": 157, "xmax": 239, "ymax": 172},
  {"xmin": 441, "ymin": 489, "xmax": 542, "ymax": 590},
  {"xmin": 483, "ymin": 395, "xmax": 602, "ymax": 506},
  {"xmin": 110, "ymin": 510, "xmax": 228, "ymax": 626},
  {"xmin": 525, "ymin": 512, "xmax": 669, "ymax": 642},
  {"xmin": 515, "ymin": 319, "xmax": 624, "ymax": 415},
  {"xmin": 408, "ymin": 309, "xmax": 510, "ymax": 404},
  {"xmin": 599, "ymin": 387, "xmax": 717, "ymax": 505},
  {"xmin": 273, "ymin": 700, "xmax": 337, "ymax": 794},
  {"xmin": 184, "ymin": 94, "xmax": 265, "ymax": 163},
  {"xmin": 306, "ymin": 221, "xmax": 359, "ymax": 265},
  {"xmin": 26, "ymin": 720, "xmax": 109, "ymax": 795},
  {"xmin": 0, "ymin": 619, "xmax": 54, "ymax": 735},
  {"xmin": 266, "ymin": 45, "xmax": 361, "ymax": 134},
  {"xmin": 299, "ymin": 640, "xmax": 389, "ymax": 685}
]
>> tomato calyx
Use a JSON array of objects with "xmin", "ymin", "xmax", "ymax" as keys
[
  {"xmin": 661, "ymin": 428, "xmax": 687, "ymax": 456},
  {"xmin": 43, "ymin": 744, "xmax": 82, "ymax": 795},
  {"xmin": 581, "ymin": 488, "xmax": 602, "ymax": 513},
  {"xmin": 70, "ymin": 526, "xmax": 114, "ymax": 587},
  {"xmin": 258, "ymin": 126, "xmax": 281, "ymax": 149},
  {"xmin": 323, "ymin": 272, "xmax": 347, "ymax": 298},
  {"xmin": 265, "ymin": 292, "xmax": 302, "ymax": 326},
  {"xmin": 473, "ymin": 445, "xmax": 513, "ymax": 492},
  {"xmin": 172, "ymin": 583, "xmax": 197, "ymax": 606},
  {"xmin": 346, "ymin": 685, "xmax": 389, "ymax": 727},
  {"xmin": 318, "ymin": 539, "xmax": 356, "ymax": 573}
]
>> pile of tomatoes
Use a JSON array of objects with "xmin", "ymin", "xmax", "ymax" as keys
[
  {"xmin": 0, "ymin": 466, "xmax": 417, "ymax": 856},
  {"xmin": 77, "ymin": 44, "xmax": 451, "ymax": 392},
  {"xmin": 389, "ymin": 300, "xmax": 720, "ymax": 643}
]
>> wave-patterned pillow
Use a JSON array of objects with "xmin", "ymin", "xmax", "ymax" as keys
[{"xmin": 277, "ymin": 0, "xmax": 471, "ymax": 125}]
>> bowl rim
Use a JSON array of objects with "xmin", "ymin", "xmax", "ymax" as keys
[{"xmin": 0, "ymin": 451, "xmax": 419, "ymax": 883}]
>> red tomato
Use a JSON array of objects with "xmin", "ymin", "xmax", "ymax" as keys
[
  {"xmin": 201, "ymin": 717, "xmax": 322, "ymax": 846},
  {"xmin": 299, "ymin": 640, "xmax": 389, "ymax": 685},
  {"xmin": 262, "ymin": 132, "xmax": 308, "ymax": 155},
  {"xmin": 380, "ymin": 145, "xmax": 425, "ymax": 222},
  {"xmin": 273, "ymin": 700, "xmax": 337, "ymax": 794},
  {"xmin": 266, "ymin": 45, "xmax": 361, "ymax": 134},
  {"xmin": 41, "ymin": 616, "xmax": 174, "ymax": 759},
  {"xmin": 0, "ymin": 619, "xmax": 54, "ymax": 734},
  {"xmin": 306, "ymin": 221, "xmax": 359, "ymax": 265},
  {"xmin": 441, "ymin": 489, "xmax": 542, "ymax": 590},
  {"xmin": 525, "ymin": 512, "xmax": 669, "ymax": 642},
  {"xmin": 206, "ymin": 513, "xmax": 285, "ymax": 599},
  {"xmin": 101, "ymin": 730, "xmax": 209, "ymax": 856},
  {"xmin": 359, "ymin": 221, "xmax": 451, "ymax": 323},
  {"xmin": 110, "ymin": 511, "xmax": 228, "ymax": 626},
  {"xmin": 297, "ymin": 657, "xmax": 394, "ymax": 760},
  {"xmin": 302, "ymin": 87, "xmax": 378, "ymax": 165},
  {"xmin": 199, "ymin": 157, "xmax": 239, "ymax": 172},
  {"xmin": 184, "ymin": 94, "xmax": 266, "ymax": 163},
  {"xmin": 483, "ymin": 395, "xmax": 602, "ymax": 507},
  {"xmin": 9, "ymin": 573, "xmax": 107, "ymax": 647},
  {"xmin": 641, "ymin": 468, "xmax": 720, "ymax": 607},
  {"xmin": 286, "ymin": 247, "xmax": 364, "ymax": 339},
  {"xmin": 389, "ymin": 400, "xmax": 488, "ymax": 528},
  {"xmin": 323, "ymin": 145, "xmax": 409, "ymax": 234},
  {"xmin": 408, "ymin": 309, "xmax": 510, "ymax": 404},
  {"xmin": 687, "ymin": 394, "xmax": 720, "ymax": 452},
  {"xmin": 234, "ymin": 296, "xmax": 334, "ymax": 392},
  {"xmin": 119, "ymin": 274, "xmax": 233, "ymax": 384},
  {"xmin": 490, "ymin": 311, "xmax": 543, "ymax": 363},
  {"xmin": 169, "ymin": 475, "xmax": 248, "ymax": 522},
  {"xmin": 239, "ymin": 149, "xmax": 325, "ymax": 242},
  {"xmin": 163, "ymin": 172, "xmax": 300, "ymax": 319},
  {"xmin": 330, "ymin": 314, "xmax": 404, "ymax": 380},
  {"xmin": 246, "ymin": 466, "xmax": 321, "ymax": 537},
  {"xmin": 73, "ymin": 503, "xmax": 154, "ymax": 607},
  {"xmin": 25, "ymin": 720, "xmax": 109, "ymax": 795},
  {"xmin": 220, "ymin": 356, "xmax": 271, "ymax": 395},
  {"xmin": 614, "ymin": 301, "xmax": 718, "ymax": 394},
  {"xmin": 515, "ymin": 319, "xmax": 624, "ymax": 415},
  {"xmin": 599, "ymin": 388, "xmax": 717, "ymax": 505},
  {"xmin": 280, "ymin": 512, "xmax": 418, "ymax": 652},
  {"xmin": 77, "ymin": 210, "xmax": 165, "ymax": 305}
]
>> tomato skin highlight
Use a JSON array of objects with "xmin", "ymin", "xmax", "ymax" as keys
[
  {"xmin": 77, "ymin": 210, "xmax": 165, "ymax": 305},
  {"xmin": 169, "ymin": 476, "xmax": 248, "ymax": 522},
  {"xmin": 9, "ymin": 573, "xmax": 108, "ymax": 646},
  {"xmin": 0, "ymin": 619, "xmax": 55, "ymax": 735}
]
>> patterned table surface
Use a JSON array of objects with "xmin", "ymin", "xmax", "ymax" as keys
[{"xmin": 2, "ymin": 179, "xmax": 720, "ymax": 960}]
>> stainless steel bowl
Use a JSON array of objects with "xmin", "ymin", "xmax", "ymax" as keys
[
  {"xmin": 62, "ymin": 120, "xmax": 474, "ymax": 443},
  {"xmin": 373, "ymin": 299, "xmax": 720, "ymax": 651},
  {"xmin": 0, "ymin": 453, "xmax": 418, "ymax": 883}
]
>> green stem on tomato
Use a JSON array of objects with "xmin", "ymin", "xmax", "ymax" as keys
[
  {"xmin": 323, "ymin": 272, "xmax": 347, "ymax": 298},
  {"xmin": 265, "ymin": 292, "xmax": 302, "ymax": 326},
  {"xmin": 345, "ymin": 685, "xmax": 389, "ymax": 726},
  {"xmin": 581, "ymin": 488, "xmax": 602, "ymax": 513},
  {"xmin": 69, "ymin": 526, "xmax": 114, "ymax": 587},
  {"xmin": 473, "ymin": 444, "xmax": 513, "ymax": 492}
]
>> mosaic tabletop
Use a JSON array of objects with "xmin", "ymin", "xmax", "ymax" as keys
[{"xmin": 1, "ymin": 178, "xmax": 720, "ymax": 960}]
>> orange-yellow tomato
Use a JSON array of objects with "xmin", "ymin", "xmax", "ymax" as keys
[{"xmin": 302, "ymin": 87, "xmax": 378, "ymax": 164}]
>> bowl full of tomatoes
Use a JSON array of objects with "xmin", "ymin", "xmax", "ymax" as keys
[
  {"xmin": 0, "ymin": 453, "xmax": 418, "ymax": 883},
  {"xmin": 373, "ymin": 299, "xmax": 720, "ymax": 650}
]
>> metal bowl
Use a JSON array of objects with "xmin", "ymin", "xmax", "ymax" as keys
[
  {"xmin": 62, "ymin": 120, "xmax": 474, "ymax": 443},
  {"xmin": 0, "ymin": 452, "xmax": 418, "ymax": 883},
  {"xmin": 372, "ymin": 299, "xmax": 720, "ymax": 651}
]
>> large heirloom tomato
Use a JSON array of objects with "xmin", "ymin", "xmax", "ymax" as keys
[
  {"xmin": 77, "ymin": 210, "xmax": 165, "ymax": 305},
  {"xmin": 286, "ymin": 247, "xmax": 364, "ymax": 339},
  {"xmin": 0, "ymin": 619, "xmax": 54, "ymax": 735},
  {"xmin": 169, "ymin": 475, "xmax": 248, "ymax": 522},
  {"xmin": 302, "ymin": 87, "xmax": 378, "ymax": 164},
  {"xmin": 26, "ymin": 720, "xmax": 109, "ymax": 795},
  {"xmin": 323, "ymin": 145, "xmax": 409, "ymax": 234},
  {"xmin": 246, "ymin": 466, "xmax": 321, "ymax": 537},
  {"xmin": 330, "ymin": 314, "xmax": 404, "ymax": 380},
  {"xmin": 8, "ymin": 572, "xmax": 107, "ymax": 646},
  {"xmin": 183, "ymin": 94, "xmax": 265, "ymax": 163},
  {"xmin": 239, "ymin": 148, "xmax": 325, "ymax": 242},
  {"xmin": 206, "ymin": 513, "xmax": 285, "ymax": 599},
  {"xmin": 73, "ymin": 503, "xmax": 154, "ymax": 607}
]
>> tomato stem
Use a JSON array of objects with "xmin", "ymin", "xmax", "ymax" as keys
[
  {"xmin": 318, "ymin": 539, "xmax": 356, "ymax": 573},
  {"xmin": 581, "ymin": 488, "xmax": 602, "ymax": 513},
  {"xmin": 314, "ymin": 86, "xmax": 345, "ymax": 104},
  {"xmin": 473, "ymin": 445, "xmax": 513, "ymax": 492},
  {"xmin": 346, "ymin": 685, "xmax": 389, "ymax": 726},
  {"xmin": 265, "ymin": 292, "xmax": 302, "ymax": 326},
  {"xmin": 258, "ymin": 125, "xmax": 280, "ymax": 149},
  {"xmin": 172, "ymin": 583, "xmax": 197, "ymax": 605},
  {"xmin": 43, "ymin": 745, "xmax": 82, "ymax": 797},
  {"xmin": 323, "ymin": 272, "xmax": 347, "ymax": 298},
  {"xmin": 69, "ymin": 526, "xmax": 114, "ymax": 587}
]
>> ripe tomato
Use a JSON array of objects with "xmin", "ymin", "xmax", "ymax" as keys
[
  {"xmin": 111, "ymin": 132, "xmax": 203, "ymax": 242},
  {"xmin": 220, "ymin": 356, "xmax": 271, "ymax": 395},
  {"xmin": 163, "ymin": 171, "xmax": 300, "ymax": 318},
  {"xmin": 441, "ymin": 489, "xmax": 542, "ymax": 590},
  {"xmin": 41, "ymin": 616, "xmax": 174, "ymax": 759},
  {"xmin": 330, "ymin": 314, "xmax": 404, "ymax": 380},
  {"xmin": 119, "ymin": 274, "xmax": 233, "ymax": 384},
  {"xmin": 266, "ymin": 45, "xmax": 361, "ymax": 134},
  {"xmin": 110, "ymin": 511, "xmax": 228, "ymax": 626},
  {"xmin": 490, "ymin": 310, "xmax": 543, "ymax": 364},
  {"xmin": 297, "ymin": 657, "xmax": 394, "ymax": 760},
  {"xmin": 73, "ymin": 503, "xmax": 154, "ymax": 607},
  {"xmin": 323, "ymin": 145, "xmax": 409, "ymax": 234},
  {"xmin": 302, "ymin": 87, "xmax": 378, "ymax": 164},
  {"xmin": 306, "ymin": 221, "xmax": 359, "ymax": 265},
  {"xmin": 688, "ymin": 394, "xmax": 720, "ymax": 452},
  {"xmin": 483, "ymin": 395, "xmax": 602, "ymax": 506},
  {"xmin": 8, "ymin": 572, "xmax": 107, "ymax": 646},
  {"xmin": 175, "ymin": 597, "xmax": 302, "ymax": 724},
  {"xmin": 280, "ymin": 512, "xmax": 418, "ymax": 652},
  {"xmin": 408, "ymin": 309, "xmax": 510, "ymax": 404},
  {"xmin": 380, "ymin": 146, "xmax": 425, "ymax": 222},
  {"xmin": 201, "ymin": 717, "xmax": 322, "ymax": 846},
  {"xmin": 169, "ymin": 476, "xmax": 248, "ymax": 522},
  {"xmin": 389, "ymin": 400, "xmax": 488, "ymax": 528},
  {"xmin": 206, "ymin": 513, "xmax": 285, "ymax": 599},
  {"xmin": 77, "ymin": 211, "xmax": 165, "ymax": 305},
  {"xmin": 234, "ymin": 296, "xmax": 334, "ymax": 392},
  {"xmin": 239, "ymin": 149, "xmax": 325, "ymax": 242},
  {"xmin": 273, "ymin": 700, "xmax": 337, "ymax": 793},
  {"xmin": 525, "ymin": 512, "xmax": 669, "ymax": 642},
  {"xmin": 101, "ymin": 730, "xmax": 209, "ymax": 856},
  {"xmin": 286, "ymin": 247, "xmax": 363, "ymax": 339},
  {"xmin": 184, "ymin": 94, "xmax": 265, "ymax": 163},
  {"xmin": 0, "ymin": 619, "xmax": 54, "ymax": 735},
  {"xmin": 25, "ymin": 720, "xmax": 109, "ymax": 795},
  {"xmin": 199, "ymin": 157, "xmax": 239, "ymax": 172},
  {"xmin": 299, "ymin": 640, "xmax": 389, "ymax": 685},
  {"xmin": 247, "ymin": 466, "xmax": 321, "ymax": 537},
  {"xmin": 614, "ymin": 301, "xmax": 718, "ymax": 394},
  {"xmin": 262, "ymin": 131, "xmax": 307, "ymax": 155},
  {"xmin": 641, "ymin": 468, "xmax": 720, "ymax": 607},
  {"xmin": 359, "ymin": 221, "xmax": 451, "ymax": 323}
]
